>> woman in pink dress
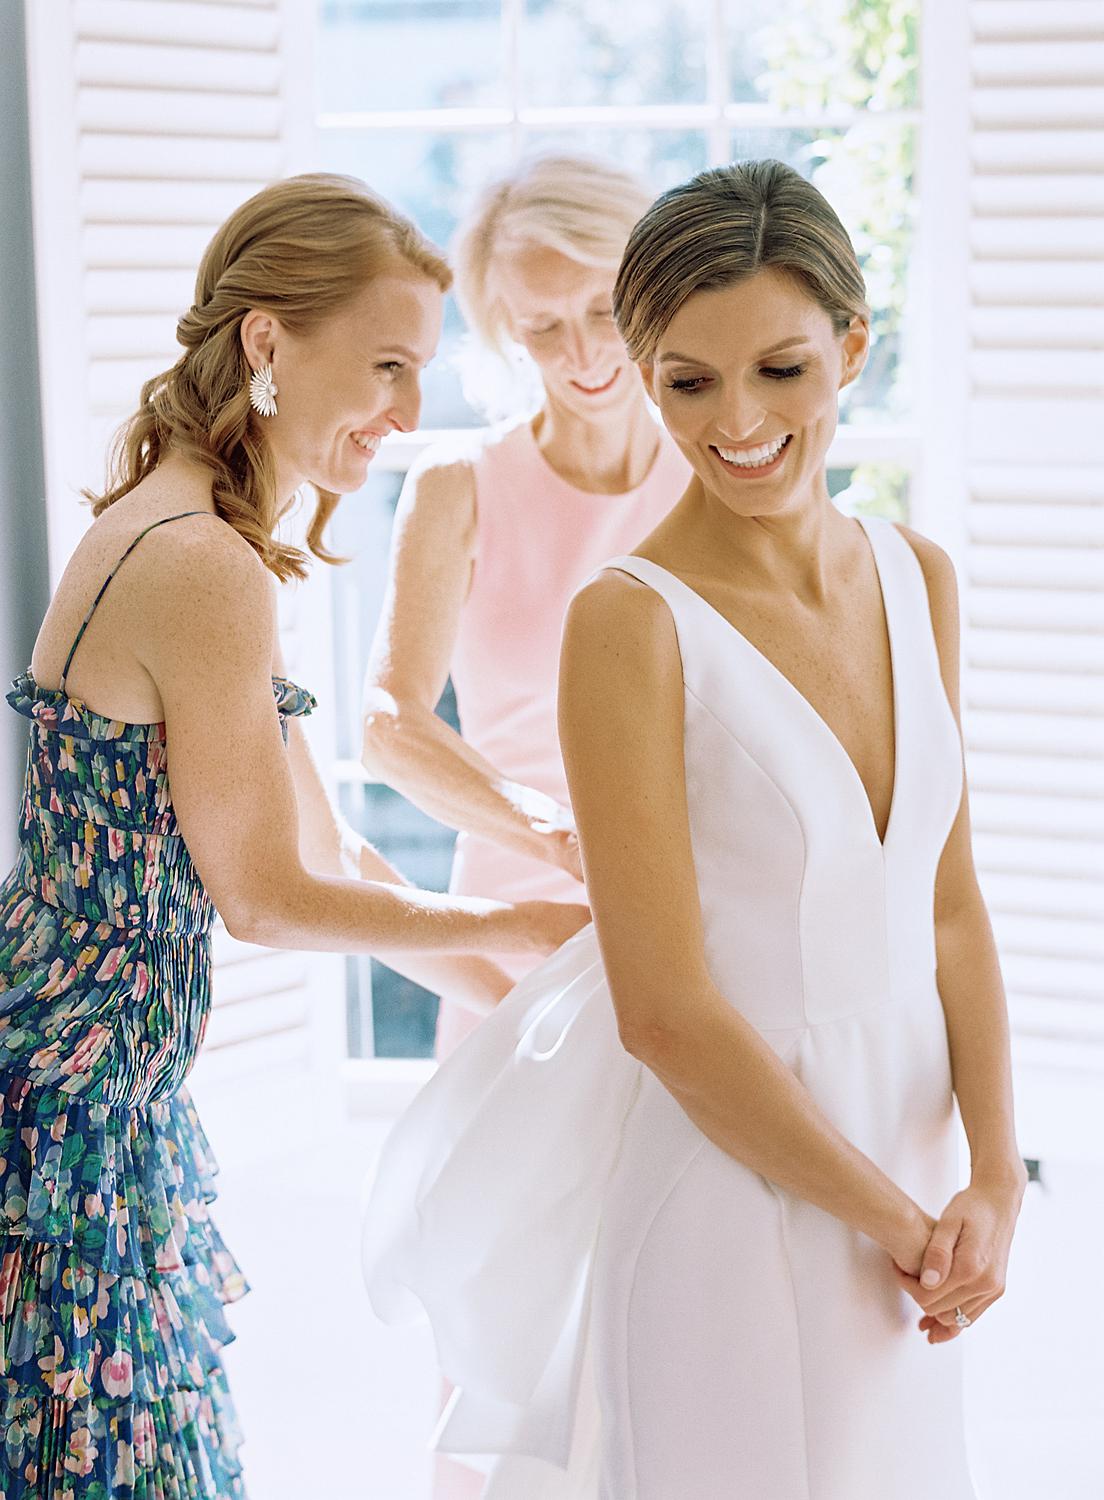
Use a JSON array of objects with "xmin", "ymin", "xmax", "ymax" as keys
[
  {"xmin": 361, "ymin": 154, "xmax": 688, "ymax": 1061},
  {"xmin": 360, "ymin": 154, "xmax": 688, "ymax": 1497}
]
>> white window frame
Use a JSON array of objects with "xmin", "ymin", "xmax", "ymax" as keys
[
  {"xmin": 318, "ymin": 0, "xmax": 924, "ymax": 480},
  {"xmin": 315, "ymin": 0, "xmax": 949, "ymax": 1109}
]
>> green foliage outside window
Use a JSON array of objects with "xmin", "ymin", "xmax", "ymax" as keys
[
  {"xmin": 755, "ymin": 0, "xmax": 918, "ymax": 516},
  {"xmin": 757, "ymin": 0, "xmax": 918, "ymax": 112},
  {"xmin": 757, "ymin": 0, "xmax": 918, "ymax": 423}
]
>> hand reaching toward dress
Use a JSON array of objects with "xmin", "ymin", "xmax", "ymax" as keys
[
  {"xmin": 892, "ymin": 1165, "xmax": 1027, "ymax": 1343},
  {"xmin": 520, "ymin": 897, "xmax": 591, "ymax": 953},
  {"xmin": 529, "ymin": 815, "xmax": 585, "ymax": 882},
  {"xmin": 513, "ymin": 779, "xmax": 585, "ymax": 881},
  {"xmin": 549, "ymin": 827, "xmax": 585, "ymax": 882}
]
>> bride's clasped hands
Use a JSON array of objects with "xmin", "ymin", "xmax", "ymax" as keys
[{"xmin": 896, "ymin": 1165, "xmax": 1028, "ymax": 1343}]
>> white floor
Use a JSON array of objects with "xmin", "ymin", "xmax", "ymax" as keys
[{"xmin": 202, "ymin": 1112, "xmax": 1103, "ymax": 1500}]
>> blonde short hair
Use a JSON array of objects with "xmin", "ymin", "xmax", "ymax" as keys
[
  {"xmin": 454, "ymin": 153, "xmax": 655, "ymax": 358},
  {"xmin": 614, "ymin": 159, "xmax": 869, "ymax": 364}
]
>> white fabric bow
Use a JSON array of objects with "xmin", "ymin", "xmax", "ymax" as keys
[{"xmin": 363, "ymin": 924, "xmax": 640, "ymax": 1490}]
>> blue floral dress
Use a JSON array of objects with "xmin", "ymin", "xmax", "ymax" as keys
[{"xmin": 0, "ymin": 514, "xmax": 315, "ymax": 1497}]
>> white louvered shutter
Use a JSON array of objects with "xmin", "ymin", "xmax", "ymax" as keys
[
  {"xmin": 960, "ymin": 2, "xmax": 1104, "ymax": 1071},
  {"xmin": 23, "ymin": 0, "xmax": 343, "ymax": 1148}
]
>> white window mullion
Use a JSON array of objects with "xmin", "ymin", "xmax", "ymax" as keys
[
  {"xmin": 318, "ymin": 106, "xmax": 515, "ymax": 132},
  {"xmin": 705, "ymin": 0, "xmax": 730, "ymax": 165},
  {"xmin": 503, "ymin": 0, "xmax": 523, "ymax": 157},
  {"xmin": 913, "ymin": 0, "xmax": 972, "ymax": 567}
]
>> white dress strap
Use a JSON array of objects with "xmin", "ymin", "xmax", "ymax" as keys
[
  {"xmin": 589, "ymin": 552, "xmax": 700, "ymax": 625},
  {"xmin": 855, "ymin": 514, "xmax": 942, "ymax": 664}
]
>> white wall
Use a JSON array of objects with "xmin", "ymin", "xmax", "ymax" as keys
[{"xmin": 0, "ymin": 0, "xmax": 49, "ymax": 868}]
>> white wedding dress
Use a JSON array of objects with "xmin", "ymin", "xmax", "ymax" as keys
[{"xmin": 364, "ymin": 515, "xmax": 980, "ymax": 1499}]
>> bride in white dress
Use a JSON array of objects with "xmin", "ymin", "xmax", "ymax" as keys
[{"xmin": 364, "ymin": 159, "xmax": 1027, "ymax": 1499}]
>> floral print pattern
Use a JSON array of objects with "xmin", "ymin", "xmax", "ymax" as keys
[{"xmin": 1, "ymin": 671, "xmax": 315, "ymax": 1497}]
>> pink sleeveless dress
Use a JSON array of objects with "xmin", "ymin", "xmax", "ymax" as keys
[{"xmin": 438, "ymin": 417, "xmax": 688, "ymax": 1057}]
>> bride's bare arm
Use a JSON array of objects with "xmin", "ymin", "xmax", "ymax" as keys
[
  {"xmin": 558, "ymin": 570, "xmax": 933, "ymax": 1271},
  {"xmin": 889, "ymin": 528, "xmax": 1025, "ymax": 1333},
  {"xmin": 139, "ymin": 520, "xmax": 586, "ymax": 958}
]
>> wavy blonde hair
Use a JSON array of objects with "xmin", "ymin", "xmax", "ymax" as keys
[{"xmin": 91, "ymin": 173, "xmax": 451, "ymax": 581}]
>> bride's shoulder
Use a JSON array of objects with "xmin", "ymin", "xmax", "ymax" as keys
[
  {"xmin": 890, "ymin": 522, "xmax": 958, "ymax": 614},
  {"xmin": 890, "ymin": 522, "xmax": 955, "ymax": 584},
  {"xmin": 563, "ymin": 565, "xmax": 679, "ymax": 668}
]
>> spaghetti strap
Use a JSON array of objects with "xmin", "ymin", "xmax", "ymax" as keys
[{"xmin": 59, "ymin": 510, "xmax": 215, "ymax": 692}]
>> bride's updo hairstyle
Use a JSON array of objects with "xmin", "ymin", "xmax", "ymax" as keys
[
  {"xmin": 91, "ymin": 173, "xmax": 451, "ymax": 581},
  {"xmin": 613, "ymin": 158, "xmax": 869, "ymax": 364}
]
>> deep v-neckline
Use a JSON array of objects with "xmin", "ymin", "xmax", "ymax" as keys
[{"xmin": 626, "ymin": 515, "xmax": 901, "ymax": 852}]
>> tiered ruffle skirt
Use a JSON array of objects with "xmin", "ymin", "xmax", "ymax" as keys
[{"xmin": 0, "ymin": 1077, "xmax": 246, "ymax": 1497}]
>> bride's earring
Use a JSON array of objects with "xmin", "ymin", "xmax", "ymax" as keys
[{"xmin": 248, "ymin": 362, "xmax": 278, "ymax": 418}]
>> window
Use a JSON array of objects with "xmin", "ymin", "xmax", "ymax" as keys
[{"xmin": 315, "ymin": 0, "xmax": 922, "ymax": 1057}]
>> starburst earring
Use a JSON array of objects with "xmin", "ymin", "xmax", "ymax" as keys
[{"xmin": 248, "ymin": 362, "xmax": 278, "ymax": 418}]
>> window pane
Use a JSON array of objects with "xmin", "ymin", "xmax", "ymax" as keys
[
  {"xmin": 327, "ymin": 471, "xmax": 403, "ymax": 762},
  {"xmin": 317, "ymin": 0, "xmax": 507, "ymax": 113},
  {"xmin": 519, "ymin": 127, "xmax": 708, "ymax": 194},
  {"xmin": 521, "ymin": 0, "xmax": 709, "ymax": 106},
  {"xmin": 340, "ymin": 781, "xmax": 458, "ymax": 1059},
  {"xmin": 727, "ymin": 123, "xmax": 829, "ymax": 168},
  {"xmin": 829, "ymin": 463, "xmax": 910, "ymax": 524},
  {"xmin": 322, "ymin": 128, "xmax": 515, "ymax": 426},
  {"xmin": 727, "ymin": 0, "xmax": 918, "ymax": 110},
  {"xmin": 322, "ymin": 127, "xmax": 511, "ymax": 251},
  {"xmin": 729, "ymin": 122, "xmax": 916, "ymax": 423}
]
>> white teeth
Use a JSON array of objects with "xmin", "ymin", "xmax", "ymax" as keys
[
  {"xmin": 574, "ymin": 371, "xmax": 618, "ymax": 392},
  {"xmin": 716, "ymin": 435, "xmax": 788, "ymax": 468},
  {"xmin": 352, "ymin": 433, "xmax": 380, "ymax": 453}
]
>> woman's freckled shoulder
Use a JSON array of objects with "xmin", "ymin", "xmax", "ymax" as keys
[
  {"xmin": 136, "ymin": 514, "xmax": 271, "ymax": 619},
  {"xmin": 572, "ymin": 566, "xmax": 655, "ymax": 614},
  {"xmin": 155, "ymin": 511, "xmax": 260, "ymax": 570},
  {"xmin": 565, "ymin": 568, "xmax": 675, "ymax": 652}
]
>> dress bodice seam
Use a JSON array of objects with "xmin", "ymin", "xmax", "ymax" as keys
[
  {"xmin": 682, "ymin": 682, "xmax": 814, "ymax": 1026},
  {"xmin": 682, "ymin": 682, "xmax": 807, "ymax": 846},
  {"xmin": 601, "ymin": 522, "xmax": 903, "ymax": 852}
]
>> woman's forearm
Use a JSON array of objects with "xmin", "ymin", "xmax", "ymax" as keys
[
  {"xmin": 344, "ymin": 826, "xmax": 515, "ymax": 1016},
  {"xmin": 287, "ymin": 719, "xmax": 519, "ymax": 1011},
  {"xmin": 362, "ymin": 691, "xmax": 574, "ymax": 863},
  {"xmin": 623, "ymin": 979, "xmax": 933, "ymax": 1268},
  {"xmin": 935, "ymin": 898, "xmax": 1024, "ymax": 1181},
  {"xmin": 230, "ymin": 862, "xmax": 564, "ymax": 959}
]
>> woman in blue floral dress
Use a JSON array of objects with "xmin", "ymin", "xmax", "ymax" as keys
[{"xmin": 0, "ymin": 175, "xmax": 587, "ymax": 1498}]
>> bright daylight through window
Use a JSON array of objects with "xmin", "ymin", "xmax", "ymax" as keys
[{"xmin": 316, "ymin": 0, "xmax": 921, "ymax": 1057}]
